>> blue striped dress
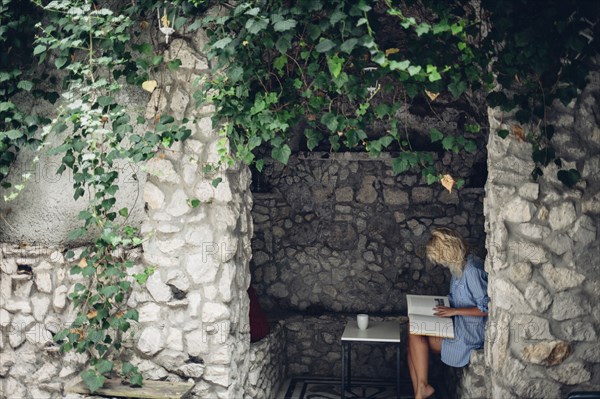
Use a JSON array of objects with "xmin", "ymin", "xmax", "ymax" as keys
[{"xmin": 441, "ymin": 255, "xmax": 489, "ymax": 367}]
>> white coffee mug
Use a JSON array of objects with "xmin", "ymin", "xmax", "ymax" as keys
[{"xmin": 357, "ymin": 314, "xmax": 369, "ymax": 330}]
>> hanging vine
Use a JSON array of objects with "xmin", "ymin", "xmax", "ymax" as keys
[
  {"xmin": 5, "ymin": 0, "xmax": 204, "ymax": 392},
  {"xmin": 200, "ymin": 0, "xmax": 598, "ymax": 188}
]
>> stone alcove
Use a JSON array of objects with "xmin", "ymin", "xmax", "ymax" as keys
[{"xmin": 0, "ymin": 30, "xmax": 599, "ymax": 399}]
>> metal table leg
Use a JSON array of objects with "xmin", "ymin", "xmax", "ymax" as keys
[
  {"xmin": 396, "ymin": 343, "xmax": 401, "ymax": 399},
  {"xmin": 347, "ymin": 342, "xmax": 351, "ymax": 391},
  {"xmin": 341, "ymin": 342, "xmax": 346, "ymax": 399}
]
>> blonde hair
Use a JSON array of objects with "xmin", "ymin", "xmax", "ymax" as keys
[{"xmin": 426, "ymin": 228, "xmax": 467, "ymax": 277}]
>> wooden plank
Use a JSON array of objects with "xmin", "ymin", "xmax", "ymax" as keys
[{"xmin": 66, "ymin": 379, "xmax": 195, "ymax": 399}]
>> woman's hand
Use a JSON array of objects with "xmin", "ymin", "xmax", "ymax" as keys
[
  {"xmin": 433, "ymin": 306, "xmax": 456, "ymax": 317},
  {"xmin": 433, "ymin": 306, "xmax": 488, "ymax": 317}
]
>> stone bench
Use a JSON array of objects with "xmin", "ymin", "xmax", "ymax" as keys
[
  {"xmin": 244, "ymin": 314, "xmax": 485, "ymax": 397},
  {"xmin": 243, "ymin": 321, "xmax": 287, "ymax": 399},
  {"xmin": 247, "ymin": 314, "xmax": 410, "ymax": 382},
  {"xmin": 66, "ymin": 379, "xmax": 194, "ymax": 399},
  {"xmin": 452, "ymin": 349, "xmax": 488, "ymax": 399}
]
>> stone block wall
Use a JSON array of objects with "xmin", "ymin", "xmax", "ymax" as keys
[
  {"xmin": 137, "ymin": 38, "xmax": 253, "ymax": 399},
  {"xmin": 483, "ymin": 70, "xmax": 600, "ymax": 398},
  {"xmin": 282, "ymin": 314, "xmax": 444, "ymax": 385},
  {"xmin": 1, "ymin": 37, "xmax": 255, "ymax": 399},
  {"xmin": 243, "ymin": 322, "xmax": 286, "ymax": 399},
  {"xmin": 453, "ymin": 350, "xmax": 487, "ymax": 399},
  {"xmin": 0, "ymin": 245, "xmax": 90, "ymax": 399},
  {"xmin": 283, "ymin": 314, "xmax": 411, "ymax": 378},
  {"xmin": 251, "ymin": 152, "xmax": 486, "ymax": 314}
]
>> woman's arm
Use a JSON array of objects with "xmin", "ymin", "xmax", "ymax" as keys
[{"xmin": 433, "ymin": 306, "xmax": 488, "ymax": 317}]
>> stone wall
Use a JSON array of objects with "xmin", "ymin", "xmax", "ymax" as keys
[
  {"xmin": 282, "ymin": 315, "xmax": 448, "ymax": 383},
  {"xmin": 243, "ymin": 322, "xmax": 286, "ymax": 399},
  {"xmin": 1, "ymin": 38, "xmax": 255, "ymax": 399},
  {"xmin": 483, "ymin": 70, "xmax": 600, "ymax": 398},
  {"xmin": 0, "ymin": 245, "xmax": 88, "ymax": 399},
  {"xmin": 251, "ymin": 152, "xmax": 486, "ymax": 314},
  {"xmin": 134, "ymin": 38, "xmax": 254, "ymax": 399},
  {"xmin": 453, "ymin": 350, "xmax": 487, "ymax": 399}
]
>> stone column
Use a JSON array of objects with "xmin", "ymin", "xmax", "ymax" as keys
[
  {"xmin": 484, "ymin": 71, "xmax": 600, "ymax": 398},
  {"xmin": 139, "ymin": 38, "xmax": 253, "ymax": 398}
]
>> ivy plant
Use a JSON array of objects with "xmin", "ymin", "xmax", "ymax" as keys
[
  {"xmin": 200, "ymin": 0, "xmax": 598, "ymax": 188},
  {"xmin": 199, "ymin": 0, "xmax": 481, "ymax": 188},
  {"xmin": 29, "ymin": 0, "xmax": 192, "ymax": 392}
]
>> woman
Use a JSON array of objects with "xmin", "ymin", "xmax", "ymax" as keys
[{"xmin": 407, "ymin": 228, "xmax": 489, "ymax": 399}]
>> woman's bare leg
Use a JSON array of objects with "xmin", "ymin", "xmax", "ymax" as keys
[
  {"xmin": 407, "ymin": 333, "xmax": 435, "ymax": 399},
  {"xmin": 407, "ymin": 348, "xmax": 417, "ymax": 396}
]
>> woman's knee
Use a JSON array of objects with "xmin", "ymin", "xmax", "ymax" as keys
[{"xmin": 427, "ymin": 336, "xmax": 442, "ymax": 353}]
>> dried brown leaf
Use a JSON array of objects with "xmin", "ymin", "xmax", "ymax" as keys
[
  {"xmin": 440, "ymin": 174, "xmax": 455, "ymax": 193},
  {"xmin": 425, "ymin": 90, "xmax": 439, "ymax": 101},
  {"xmin": 512, "ymin": 124, "xmax": 525, "ymax": 141}
]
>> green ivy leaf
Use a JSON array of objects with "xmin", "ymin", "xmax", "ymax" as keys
[
  {"xmin": 100, "ymin": 285, "xmax": 119, "ymax": 298},
  {"xmin": 389, "ymin": 60, "xmax": 410, "ymax": 71},
  {"xmin": 187, "ymin": 198, "xmax": 201, "ymax": 208},
  {"xmin": 95, "ymin": 359, "xmax": 113, "ymax": 375},
  {"xmin": 271, "ymin": 144, "xmax": 291, "ymax": 164},
  {"xmin": 464, "ymin": 140, "xmax": 477, "ymax": 153},
  {"xmin": 326, "ymin": 54, "xmax": 344, "ymax": 78},
  {"xmin": 124, "ymin": 309, "xmax": 139, "ymax": 322},
  {"xmin": 275, "ymin": 33, "xmax": 293, "ymax": 53},
  {"xmin": 273, "ymin": 54, "xmax": 287, "ymax": 75},
  {"xmin": 340, "ymin": 38, "xmax": 358, "ymax": 54},
  {"xmin": 441, "ymin": 136, "xmax": 454, "ymax": 150},
  {"xmin": 0, "ymin": 101, "xmax": 15, "ymax": 112},
  {"xmin": 330, "ymin": 10, "xmax": 346, "ymax": 25},
  {"xmin": 152, "ymin": 55, "xmax": 163, "ymax": 66},
  {"xmin": 246, "ymin": 18, "xmax": 269, "ymax": 34},
  {"xmin": 407, "ymin": 65, "xmax": 421, "ymax": 76},
  {"xmin": 33, "ymin": 44, "xmax": 47, "ymax": 56},
  {"xmin": 372, "ymin": 52, "xmax": 386, "ymax": 66},
  {"xmin": 101, "ymin": 198, "xmax": 116, "ymax": 211},
  {"xmin": 97, "ymin": 96, "xmax": 114, "ymax": 107},
  {"xmin": 212, "ymin": 177, "xmax": 222, "ymax": 187},
  {"xmin": 212, "ymin": 37, "xmax": 232, "ymax": 49},
  {"xmin": 273, "ymin": 19, "xmax": 297, "ymax": 32},
  {"xmin": 55, "ymin": 57, "xmax": 68, "ymax": 69},
  {"xmin": 497, "ymin": 129, "xmax": 510, "ymax": 139},
  {"xmin": 130, "ymin": 372, "xmax": 143, "ymax": 387},
  {"xmin": 305, "ymin": 129, "xmax": 323, "ymax": 151},
  {"xmin": 415, "ymin": 23, "xmax": 431, "ymax": 36},
  {"xmin": 122, "ymin": 362, "xmax": 134, "ymax": 375},
  {"xmin": 448, "ymin": 80, "xmax": 467, "ymax": 98},
  {"xmin": 532, "ymin": 147, "xmax": 555, "ymax": 167},
  {"xmin": 81, "ymin": 369, "xmax": 105, "ymax": 394},
  {"xmin": 5, "ymin": 130, "xmax": 22, "ymax": 140},
  {"xmin": 320, "ymin": 112, "xmax": 338, "ymax": 132},
  {"xmin": 430, "ymin": 128, "xmax": 444, "ymax": 143},
  {"xmin": 167, "ymin": 59, "xmax": 182, "ymax": 71},
  {"xmin": 426, "ymin": 172, "xmax": 439, "ymax": 185},
  {"xmin": 557, "ymin": 169, "xmax": 580, "ymax": 188},
  {"xmin": 391, "ymin": 152, "xmax": 418, "ymax": 174},
  {"xmin": 17, "ymin": 80, "xmax": 33, "ymax": 91},
  {"xmin": 315, "ymin": 39, "xmax": 336, "ymax": 53}
]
